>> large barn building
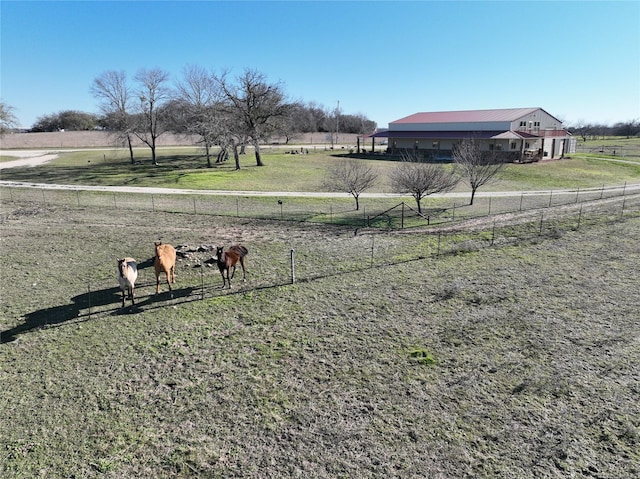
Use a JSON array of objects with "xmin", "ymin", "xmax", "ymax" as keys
[{"xmin": 374, "ymin": 107, "xmax": 575, "ymax": 162}]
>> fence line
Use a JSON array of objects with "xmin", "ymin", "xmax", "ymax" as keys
[
  {"xmin": 1, "ymin": 182, "xmax": 638, "ymax": 230},
  {"xmin": 2, "ymin": 189, "xmax": 637, "ymax": 335}
]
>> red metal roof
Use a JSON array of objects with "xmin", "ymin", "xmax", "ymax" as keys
[{"xmin": 391, "ymin": 108, "xmax": 542, "ymax": 125}]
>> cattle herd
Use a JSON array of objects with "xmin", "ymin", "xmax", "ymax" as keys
[{"xmin": 116, "ymin": 243, "xmax": 249, "ymax": 308}]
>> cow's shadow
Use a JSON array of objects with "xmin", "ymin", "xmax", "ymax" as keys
[{"xmin": 1, "ymin": 284, "xmax": 195, "ymax": 344}]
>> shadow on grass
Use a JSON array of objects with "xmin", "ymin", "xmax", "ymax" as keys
[
  {"xmin": 0, "ymin": 285, "xmax": 196, "ymax": 344},
  {"xmin": 2, "ymin": 256, "xmax": 433, "ymax": 344}
]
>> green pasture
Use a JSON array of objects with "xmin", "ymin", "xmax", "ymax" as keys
[
  {"xmin": 2, "ymin": 142, "xmax": 640, "ymax": 194},
  {"xmin": 575, "ymin": 136, "xmax": 640, "ymax": 161}
]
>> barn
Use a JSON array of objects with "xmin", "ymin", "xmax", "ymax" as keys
[{"xmin": 373, "ymin": 107, "xmax": 575, "ymax": 162}]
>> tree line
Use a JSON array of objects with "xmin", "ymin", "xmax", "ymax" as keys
[
  {"xmin": 2, "ymin": 66, "xmax": 376, "ymax": 169},
  {"xmin": 568, "ymin": 119, "xmax": 640, "ymax": 141}
]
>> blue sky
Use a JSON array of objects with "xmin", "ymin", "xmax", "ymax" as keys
[{"xmin": 1, "ymin": 0, "xmax": 639, "ymax": 129}]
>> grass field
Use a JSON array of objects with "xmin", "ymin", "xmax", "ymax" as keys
[
  {"xmin": 1, "ymin": 139, "xmax": 639, "ymax": 477},
  {"xmin": 1, "ymin": 193, "xmax": 639, "ymax": 478},
  {"xmin": 2, "ymin": 144, "xmax": 640, "ymax": 194}
]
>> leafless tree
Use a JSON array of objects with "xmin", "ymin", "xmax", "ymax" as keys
[
  {"xmin": 453, "ymin": 138, "xmax": 504, "ymax": 205},
  {"xmin": 0, "ymin": 101, "xmax": 19, "ymax": 133},
  {"xmin": 570, "ymin": 119, "xmax": 591, "ymax": 142},
  {"xmin": 133, "ymin": 68, "xmax": 171, "ymax": 166},
  {"xmin": 322, "ymin": 159, "xmax": 378, "ymax": 210},
  {"xmin": 91, "ymin": 70, "xmax": 136, "ymax": 163},
  {"xmin": 173, "ymin": 65, "xmax": 225, "ymax": 167},
  {"xmin": 389, "ymin": 151, "xmax": 459, "ymax": 214},
  {"xmin": 214, "ymin": 69, "xmax": 292, "ymax": 167}
]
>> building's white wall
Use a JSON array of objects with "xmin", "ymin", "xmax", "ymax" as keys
[{"xmin": 512, "ymin": 110, "xmax": 562, "ymax": 133}]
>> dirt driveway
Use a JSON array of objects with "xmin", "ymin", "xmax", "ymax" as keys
[{"xmin": 0, "ymin": 150, "xmax": 60, "ymax": 169}]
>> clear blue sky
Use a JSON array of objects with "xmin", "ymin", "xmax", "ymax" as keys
[{"xmin": 1, "ymin": 0, "xmax": 639, "ymax": 129}]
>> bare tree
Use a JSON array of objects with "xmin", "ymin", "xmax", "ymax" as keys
[
  {"xmin": 570, "ymin": 120, "xmax": 591, "ymax": 142},
  {"xmin": 91, "ymin": 70, "xmax": 136, "ymax": 163},
  {"xmin": 322, "ymin": 159, "xmax": 378, "ymax": 210},
  {"xmin": 453, "ymin": 138, "xmax": 504, "ymax": 205},
  {"xmin": 0, "ymin": 101, "xmax": 19, "ymax": 133},
  {"xmin": 134, "ymin": 68, "xmax": 171, "ymax": 166},
  {"xmin": 389, "ymin": 151, "xmax": 459, "ymax": 213},
  {"xmin": 173, "ymin": 65, "xmax": 223, "ymax": 167},
  {"xmin": 214, "ymin": 69, "xmax": 292, "ymax": 167}
]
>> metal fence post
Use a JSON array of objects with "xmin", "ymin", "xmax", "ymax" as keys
[
  {"xmin": 370, "ymin": 235, "xmax": 375, "ymax": 268},
  {"xmin": 577, "ymin": 204, "xmax": 583, "ymax": 230},
  {"xmin": 87, "ymin": 279, "xmax": 92, "ymax": 320},
  {"xmin": 539, "ymin": 212, "xmax": 544, "ymax": 235},
  {"xmin": 201, "ymin": 267, "xmax": 204, "ymax": 300},
  {"xmin": 491, "ymin": 220, "xmax": 496, "ymax": 246}
]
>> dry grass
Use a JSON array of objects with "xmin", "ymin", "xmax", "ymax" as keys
[{"xmin": 0, "ymin": 197, "xmax": 638, "ymax": 478}]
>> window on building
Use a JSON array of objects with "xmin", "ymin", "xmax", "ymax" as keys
[
  {"xmin": 519, "ymin": 121, "xmax": 526, "ymax": 127},
  {"xmin": 534, "ymin": 121, "xmax": 540, "ymax": 127},
  {"xmin": 432, "ymin": 141, "xmax": 439, "ymax": 149},
  {"xmin": 510, "ymin": 142, "xmax": 517, "ymax": 150}
]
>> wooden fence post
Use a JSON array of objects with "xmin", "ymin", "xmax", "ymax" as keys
[{"xmin": 290, "ymin": 249, "xmax": 295, "ymax": 284}]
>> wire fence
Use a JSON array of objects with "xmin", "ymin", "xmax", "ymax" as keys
[
  {"xmin": 1, "ymin": 182, "xmax": 638, "ymax": 230},
  {"xmin": 1, "ymin": 182, "xmax": 638, "ymax": 340}
]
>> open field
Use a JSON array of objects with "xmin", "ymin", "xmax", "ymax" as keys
[
  {"xmin": 575, "ymin": 137, "xmax": 640, "ymax": 161},
  {"xmin": 1, "ymin": 193, "xmax": 639, "ymax": 478},
  {"xmin": 1, "ymin": 139, "xmax": 639, "ymax": 477},
  {"xmin": 2, "ymin": 142, "xmax": 640, "ymax": 229},
  {"xmin": 1, "ymin": 146, "xmax": 640, "ymax": 191}
]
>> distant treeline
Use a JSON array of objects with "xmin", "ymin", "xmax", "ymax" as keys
[
  {"xmin": 29, "ymin": 104, "xmax": 376, "ymax": 136},
  {"xmin": 568, "ymin": 120, "xmax": 640, "ymax": 141}
]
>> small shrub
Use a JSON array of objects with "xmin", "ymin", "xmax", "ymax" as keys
[{"xmin": 408, "ymin": 347, "xmax": 435, "ymax": 365}]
